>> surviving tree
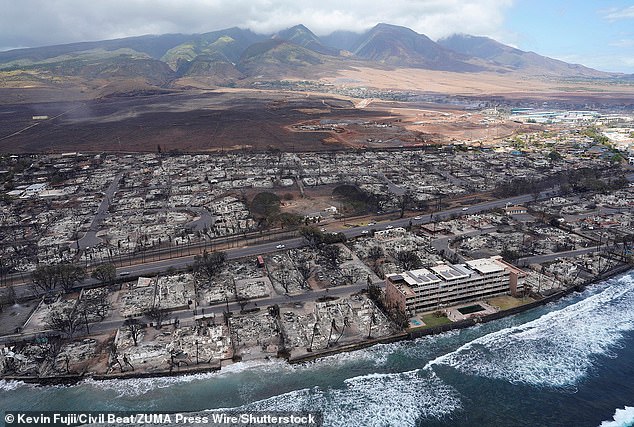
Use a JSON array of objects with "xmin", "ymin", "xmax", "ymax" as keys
[
  {"xmin": 395, "ymin": 250, "xmax": 422, "ymax": 271},
  {"xmin": 250, "ymin": 192, "xmax": 281, "ymax": 227},
  {"xmin": 122, "ymin": 318, "xmax": 145, "ymax": 346},
  {"xmin": 32, "ymin": 263, "xmax": 86, "ymax": 295},
  {"xmin": 46, "ymin": 302, "xmax": 84, "ymax": 338},
  {"xmin": 91, "ymin": 263, "xmax": 117, "ymax": 284},
  {"xmin": 299, "ymin": 226, "xmax": 324, "ymax": 248}
]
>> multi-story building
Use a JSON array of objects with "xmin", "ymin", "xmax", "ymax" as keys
[{"xmin": 384, "ymin": 256, "xmax": 525, "ymax": 315}]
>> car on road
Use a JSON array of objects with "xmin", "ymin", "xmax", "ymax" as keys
[
  {"xmin": 385, "ymin": 225, "xmax": 394, "ymax": 229},
  {"xmin": 367, "ymin": 222, "xmax": 376, "ymax": 226},
  {"xmin": 119, "ymin": 271, "xmax": 130, "ymax": 277},
  {"xmin": 276, "ymin": 244, "xmax": 286, "ymax": 249},
  {"xmin": 414, "ymin": 216, "xmax": 422, "ymax": 220},
  {"xmin": 462, "ymin": 207, "xmax": 469, "ymax": 211},
  {"xmin": 361, "ymin": 230, "xmax": 369, "ymax": 234}
]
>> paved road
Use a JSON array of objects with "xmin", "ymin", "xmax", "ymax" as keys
[
  {"xmin": 430, "ymin": 227, "xmax": 497, "ymax": 263},
  {"xmin": 72, "ymin": 172, "xmax": 122, "ymax": 251},
  {"xmin": 40, "ymin": 280, "xmax": 376, "ymax": 338},
  {"xmin": 516, "ymin": 244, "xmax": 626, "ymax": 267},
  {"xmin": 5, "ymin": 190, "xmax": 559, "ymax": 300},
  {"xmin": 116, "ymin": 192, "xmax": 554, "ymax": 279}
]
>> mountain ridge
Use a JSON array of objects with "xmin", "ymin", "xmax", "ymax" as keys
[
  {"xmin": 0, "ymin": 23, "xmax": 624, "ymax": 93},
  {"xmin": 438, "ymin": 34, "xmax": 608, "ymax": 78}
]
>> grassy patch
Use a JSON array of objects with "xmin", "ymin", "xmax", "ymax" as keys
[
  {"xmin": 420, "ymin": 313, "xmax": 452, "ymax": 328},
  {"xmin": 487, "ymin": 295, "xmax": 534, "ymax": 311}
]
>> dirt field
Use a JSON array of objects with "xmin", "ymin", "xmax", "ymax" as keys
[
  {"xmin": 2, "ymin": 67, "xmax": 633, "ymax": 153},
  {"xmin": 0, "ymin": 89, "xmax": 391, "ymax": 153},
  {"xmin": 322, "ymin": 67, "xmax": 634, "ymax": 100}
]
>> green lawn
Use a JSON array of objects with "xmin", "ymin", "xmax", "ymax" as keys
[
  {"xmin": 420, "ymin": 313, "xmax": 452, "ymax": 328},
  {"xmin": 487, "ymin": 295, "xmax": 534, "ymax": 311}
]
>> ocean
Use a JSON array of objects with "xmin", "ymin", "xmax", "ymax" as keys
[{"xmin": 2, "ymin": 270, "xmax": 634, "ymax": 427}]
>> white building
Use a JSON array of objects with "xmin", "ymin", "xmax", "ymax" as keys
[{"xmin": 385, "ymin": 256, "xmax": 525, "ymax": 314}]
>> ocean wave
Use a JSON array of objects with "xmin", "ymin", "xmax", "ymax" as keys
[
  {"xmin": 427, "ymin": 274, "xmax": 634, "ymax": 388},
  {"xmin": 234, "ymin": 368, "xmax": 461, "ymax": 427},
  {"xmin": 599, "ymin": 406, "xmax": 634, "ymax": 427},
  {"xmin": 83, "ymin": 359, "xmax": 290, "ymax": 397},
  {"xmin": 0, "ymin": 380, "xmax": 27, "ymax": 391}
]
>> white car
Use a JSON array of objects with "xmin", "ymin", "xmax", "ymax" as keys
[
  {"xmin": 276, "ymin": 244, "xmax": 286, "ymax": 249},
  {"xmin": 462, "ymin": 207, "xmax": 469, "ymax": 211},
  {"xmin": 385, "ymin": 225, "xmax": 394, "ymax": 229},
  {"xmin": 367, "ymin": 222, "xmax": 376, "ymax": 226},
  {"xmin": 361, "ymin": 230, "xmax": 369, "ymax": 234},
  {"xmin": 414, "ymin": 216, "xmax": 422, "ymax": 220}
]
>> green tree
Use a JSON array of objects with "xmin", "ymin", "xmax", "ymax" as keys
[
  {"xmin": 57, "ymin": 264, "xmax": 86, "ymax": 293},
  {"xmin": 91, "ymin": 263, "xmax": 117, "ymax": 284},
  {"xmin": 395, "ymin": 250, "xmax": 422, "ymax": 271},
  {"xmin": 32, "ymin": 263, "xmax": 86, "ymax": 295},
  {"xmin": 299, "ymin": 226, "xmax": 324, "ymax": 248},
  {"xmin": 548, "ymin": 150, "xmax": 562, "ymax": 162},
  {"xmin": 250, "ymin": 192, "xmax": 281, "ymax": 226},
  {"xmin": 31, "ymin": 265, "xmax": 60, "ymax": 294},
  {"xmin": 277, "ymin": 212, "xmax": 303, "ymax": 230},
  {"xmin": 500, "ymin": 247, "xmax": 521, "ymax": 263}
]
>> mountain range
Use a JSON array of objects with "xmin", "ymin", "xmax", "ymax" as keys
[{"xmin": 0, "ymin": 23, "xmax": 622, "ymax": 92}]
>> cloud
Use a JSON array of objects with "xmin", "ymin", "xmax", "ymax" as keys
[
  {"xmin": 609, "ymin": 39, "xmax": 634, "ymax": 48},
  {"xmin": 0, "ymin": 0, "xmax": 515, "ymax": 48},
  {"xmin": 602, "ymin": 6, "xmax": 634, "ymax": 21}
]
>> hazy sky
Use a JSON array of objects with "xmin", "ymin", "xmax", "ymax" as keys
[{"xmin": 1, "ymin": 0, "xmax": 633, "ymax": 73}]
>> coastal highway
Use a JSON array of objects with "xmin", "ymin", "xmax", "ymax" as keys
[
  {"xmin": 92, "ymin": 192, "xmax": 555, "ymax": 279},
  {"xmin": 4, "ymin": 190, "xmax": 562, "ymax": 300}
]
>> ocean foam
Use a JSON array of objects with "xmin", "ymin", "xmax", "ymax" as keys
[
  {"xmin": 83, "ymin": 360, "xmax": 286, "ymax": 397},
  {"xmin": 0, "ymin": 380, "xmax": 27, "ymax": 391},
  {"xmin": 599, "ymin": 406, "xmax": 634, "ymax": 427},
  {"xmin": 427, "ymin": 274, "xmax": 634, "ymax": 388},
  {"xmin": 233, "ymin": 369, "xmax": 461, "ymax": 427}
]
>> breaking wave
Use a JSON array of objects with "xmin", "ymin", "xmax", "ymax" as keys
[
  {"xmin": 599, "ymin": 406, "xmax": 634, "ymax": 427},
  {"xmin": 0, "ymin": 380, "xmax": 27, "ymax": 391},
  {"xmin": 427, "ymin": 274, "xmax": 634, "ymax": 388},
  {"xmin": 84, "ymin": 359, "xmax": 291, "ymax": 397},
  {"xmin": 233, "ymin": 369, "xmax": 461, "ymax": 427}
]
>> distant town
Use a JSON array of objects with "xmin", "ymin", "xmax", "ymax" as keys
[{"xmin": 0, "ymin": 109, "xmax": 633, "ymax": 381}]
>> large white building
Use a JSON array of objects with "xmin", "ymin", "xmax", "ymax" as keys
[{"xmin": 384, "ymin": 256, "xmax": 525, "ymax": 315}]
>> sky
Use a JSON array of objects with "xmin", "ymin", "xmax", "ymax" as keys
[{"xmin": 1, "ymin": 0, "xmax": 633, "ymax": 73}]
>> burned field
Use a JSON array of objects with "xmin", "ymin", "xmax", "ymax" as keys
[{"xmin": 0, "ymin": 90, "xmax": 401, "ymax": 153}]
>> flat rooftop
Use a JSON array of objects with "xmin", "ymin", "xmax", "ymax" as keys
[
  {"xmin": 430, "ymin": 263, "xmax": 471, "ymax": 281},
  {"xmin": 404, "ymin": 269, "xmax": 441, "ymax": 286},
  {"xmin": 465, "ymin": 258, "xmax": 505, "ymax": 274}
]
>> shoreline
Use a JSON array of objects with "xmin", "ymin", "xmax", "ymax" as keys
[{"xmin": 2, "ymin": 264, "xmax": 631, "ymax": 386}]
